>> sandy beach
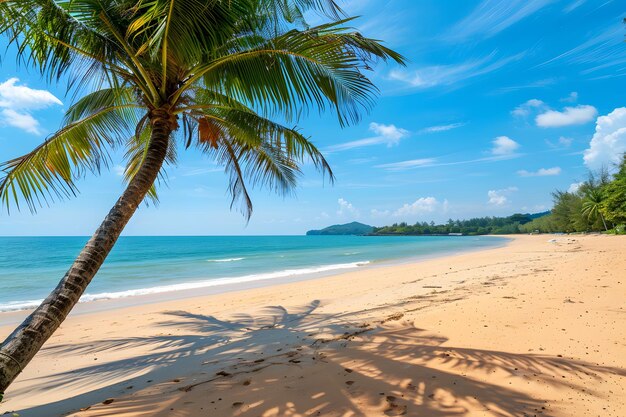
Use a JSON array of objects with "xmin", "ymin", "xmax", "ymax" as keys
[{"xmin": 1, "ymin": 234, "xmax": 624, "ymax": 417}]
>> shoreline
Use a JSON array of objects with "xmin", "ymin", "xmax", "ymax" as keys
[
  {"xmin": 0, "ymin": 235, "xmax": 510, "ymax": 325},
  {"xmin": 1, "ymin": 234, "xmax": 624, "ymax": 417}
]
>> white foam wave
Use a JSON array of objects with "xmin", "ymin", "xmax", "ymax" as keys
[
  {"xmin": 0, "ymin": 261, "xmax": 370, "ymax": 312},
  {"xmin": 0, "ymin": 299, "xmax": 46, "ymax": 312},
  {"xmin": 206, "ymin": 257, "xmax": 245, "ymax": 263}
]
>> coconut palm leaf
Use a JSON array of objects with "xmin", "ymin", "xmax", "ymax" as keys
[
  {"xmin": 181, "ymin": 103, "xmax": 332, "ymax": 216},
  {"xmin": 0, "ymin": 104, "xmax": 138, "ymax": 212}
]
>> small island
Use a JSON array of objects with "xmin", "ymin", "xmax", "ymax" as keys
[{"xmin": 306, "ymin": 221, "xmax": 374, "ymax": 236}]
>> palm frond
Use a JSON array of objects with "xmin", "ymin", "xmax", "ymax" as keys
[
  {"xmin": 0, "ymin": 105, "xmax": 135, "ymax": 212},
  {"xmin": 177, "ymin": 19, "xmax": 405, "ymax": 126},
  {"xmin": 0, "ymin": 1, "xmax": 125, "ymax": 86},
  {"xmin": 181, "ymin": 103, "xmax": 333, "ymax": 217}
]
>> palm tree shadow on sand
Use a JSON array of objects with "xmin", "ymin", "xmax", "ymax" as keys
[{"xmin": 12, "ymin": 300, "xmax": 625, "ymax": 416}]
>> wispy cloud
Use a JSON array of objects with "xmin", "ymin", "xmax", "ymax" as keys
[
  {"xmin": 376, "ymin": 154, "xmax": 521, "ymax": 172},
  {"xmin": 546, "ymin": 136, "xmax": 574, "ymax": 148},
  {"xmin": 517, "ymin": 167, "xmax": 562, "ymax": 177},
  {"xmin": 511, "ymin": 99, "xmax": 545, "ymax": 117},
  {"xmin": 493, "ymin": 78, "xmax": 557, "ymax": 94},
  {"xmin": 326, "ymin": 122, "xmax": 409, "ymax": 152},
  {"xmin": 563, "ymin": 0, "xmax": 587, "ymax": 13},
  {"xmin": 346, "ymin": 157, "xmax": 378, "ymax": 165},
  {"xmin": 541, "ymin": 24, "xmax": 626, "ymax": 76},
  {"xmin": 375, "ymin": 158, "xmax": 437, "ymax": 171},
  {"xmin": 388, "ymin": 52, "xmax": 525, "ymax": 91},
  {"xmin": 445, "ymin": 0, "xmax": 555, "ymax": 41},
  {"xmin": 182, "ymin": 167, "xmax": 223, "ymax": 176},
  {"xmin": 419, "ymin": 123, "xmax": 465, "ymax": 134},
  {"xmin": 560, "ymin": 92, "xmax": 578, "ymax": 103}
]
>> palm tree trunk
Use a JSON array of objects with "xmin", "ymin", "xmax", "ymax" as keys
[
  {"xmin": 0, "ymin": 108, "xmax": 175, "ymax": 397},
  {"xmin": 600, "ymin": 213, "xmax": 608, "ymax": 231}
]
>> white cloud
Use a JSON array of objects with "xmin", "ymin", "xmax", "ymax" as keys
[
  {"xmin": 445, "ymin": 0, "xmax": 554, "ymax": 40},
  {"xmin": 517, "ymin": 167, "xmax": 562, "ymax": 177},
  {"xmin": 0, "ymin": 78, "xmax": 62, "ymax": 135},
  {"xmin": 369, "ymin": 122, "xmax": 409, "ymax": 143},
  {"xmin": 113, "ymin": 165, "xmax": 126, "ymax": 176},
  {"xmin": 0, "ymin": 109, "xmax": 42, "ymax": 134},
  {"xmin": 0, "ymin": 78, "xmax": 62, "ymax": 110},
  {"xmin": 420, "ymin": 123, "xmax": 465, "ymax": 133},
  {"xmin": 369, "ymin": 198, "xmax": 449, "ymax": 221},
  {"xmin": 487, "ymin": 187, "xmax": 518, "ymax": 206},
  {"xmin": 327, "ymin": 122, "xmax": 409, "ymax": 152},
  {"xmin": 389, "ymin": 52, "xmax": 524, "ymax": 90},
  {"xmin": 536, "ymin": 105, "xmax": 598, "ymax": 127},
  {"xmin": 511, "ymin": 99, "xmax": 545, "ymax": 117},
  {"xmin": 394, "ymin": 197, "xmax": 440, "ymax": 217},
  {"xmin": 488, "ymin": 191, "xmax": 507, "ymax": 206},
  {"xmin": 560, "ymin": 92, "xmax": 578, "ymax": 102},
  {"xmin": 337, "ymin": 198, "xmax": 360, "ymax": 218},
  {"xmin": 568, "ymin": 182, "xmax": 583, "ymax": 193},
  {"xmin": 491, "ymin": 136, "xmax": 520, "ymax": 155},
  {"xmin": 583, "ymin": 107, "xmax": 626, "ymax": 170}
]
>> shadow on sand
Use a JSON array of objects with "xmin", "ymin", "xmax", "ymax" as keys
[{"xmin": 13, "ymin": 300, "xmax": 625, "ymax": 416}]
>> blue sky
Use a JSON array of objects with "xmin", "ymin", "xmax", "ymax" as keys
[{"xmin": 1, "ymin": 0, "xmax": 625, "ymax": 236}]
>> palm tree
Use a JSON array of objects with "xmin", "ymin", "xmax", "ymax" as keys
[
  {"xmin": 0, "ymin": 0, "xmax": 404, "ymax": 396},
  {"xmin": 582, "ymin": 187, "xmax": 608, "ymax": 231}
]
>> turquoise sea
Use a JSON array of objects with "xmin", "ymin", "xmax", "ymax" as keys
[{"xmin": 0, "ymin": 235, "xmax": 507, "ymax": 312}]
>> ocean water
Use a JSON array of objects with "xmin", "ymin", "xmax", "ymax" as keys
[{"xmin": 0, "ymin": 235, "xmax": 507, "ymax": 312}]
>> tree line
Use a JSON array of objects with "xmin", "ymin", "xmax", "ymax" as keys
[
  {"xmin": 373, "ymin": 155, "xmax": 626, "ymax": 236},
  {"xmin": 523, "ymin": 155, "xmax": 626, "ymax": 234}
]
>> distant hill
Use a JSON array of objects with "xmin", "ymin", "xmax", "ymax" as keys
[
  {"xmin": 306, "ymin": 222, "xmax": 374, "ymax": 236},
  {"xmin": 529, "ymin": 211, "xmax": 551, "ymax": 219}
]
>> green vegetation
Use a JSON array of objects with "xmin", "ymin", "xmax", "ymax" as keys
[
  {"xmin": 307, "ymin": 222, "xmax": 374, "ymax": 235},
  {"xmin": 522, "ymin": 155, "xmax": 626, "ymax": 234},
  {"xmin": 372, "ymin": 212, "xmax": 548, "ymax": 236}
]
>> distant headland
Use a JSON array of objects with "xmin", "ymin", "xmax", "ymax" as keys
[{"xmin": 306, "ymin": 222, "xmax": 374, "ymax": 236}]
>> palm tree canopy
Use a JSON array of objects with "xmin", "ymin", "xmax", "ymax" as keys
[
  {"xmin": 0, "ymin": 0, "xmax": 404, "ymax": 216},
  {"xmin": 581, "ymin": 187, "xmax": 603, "ymax": 219}
]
